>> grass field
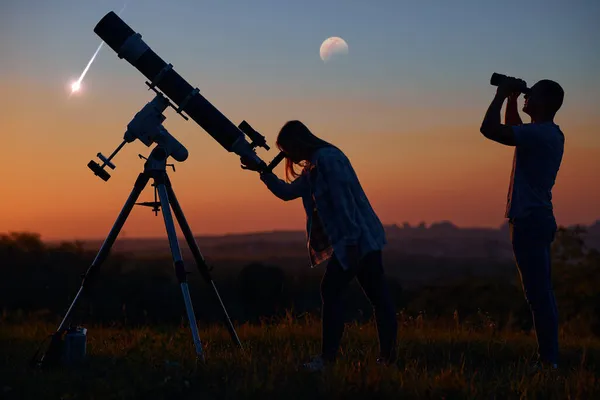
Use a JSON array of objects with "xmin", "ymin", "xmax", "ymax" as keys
[{"xmin": 1, "ymin": 315, "xmax": 599, "ymax": 399}]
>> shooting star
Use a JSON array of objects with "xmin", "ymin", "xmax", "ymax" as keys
[
  {"xmin": 69, "ymin": 2, "xmax": 129, "ymax": 96},
  {"xmin": 70, "ymin": 41, "xmax": 104, "ymax": 94}
]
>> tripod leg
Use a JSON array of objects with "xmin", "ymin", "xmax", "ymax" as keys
[
  {"xmin": 164, "ymin": 178, "xmax": 244, "ymax": 351},
  {"xmin": 35, "ymin": 172, "xmax": 151, "ymax": 368},
  {"xmin": 155, "ymin": 180, "xmax": 205, "ymax": 364}
]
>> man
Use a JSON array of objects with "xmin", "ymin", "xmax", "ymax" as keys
[{"xmin": 480, "ymin": 76, "xmax": 565, "ymax": 372}]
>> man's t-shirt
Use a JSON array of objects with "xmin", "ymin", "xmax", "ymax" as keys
[{"xmin": 505, "ymin": 122, "xmax": 564, "ymax": 219}]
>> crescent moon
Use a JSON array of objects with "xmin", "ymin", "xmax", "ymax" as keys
[{"xmin": 319, "ymin": 37, "xmax": 349, "ymax": 62}]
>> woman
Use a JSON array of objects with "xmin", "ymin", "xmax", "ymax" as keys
[{"xmin": 241, "ymin": 120, "xmax": 398, "ymax": 372}]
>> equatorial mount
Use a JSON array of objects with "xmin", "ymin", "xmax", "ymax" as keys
[
  {"xmin": 88, "ymin": 83, "xmax": 274, "ymax": 182},
  {"xmin": 87, "ymin": 88, "xmax": 188, "ymax": 181}
]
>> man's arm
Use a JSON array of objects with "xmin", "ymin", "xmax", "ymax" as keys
[
  {"xmin": 505, "ymin": 94, "xmax": 523, "ymax": 126},
  {"xmin": 480, "ymin": 92, "xmax": 516, "ymax": 146}
]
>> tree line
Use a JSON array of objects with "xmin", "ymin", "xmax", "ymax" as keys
[{"xmin": 1, "ymin": 226, "xmax": 599, "ymax": 336}]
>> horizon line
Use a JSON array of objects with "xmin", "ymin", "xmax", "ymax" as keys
[{"xmin": 26, "ymin": 218, "xmax": 600, "ymax": 243}]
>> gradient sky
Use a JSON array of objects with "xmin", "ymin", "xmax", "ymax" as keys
[{"xmin": 1, "ymin": 0, "xmax": 599, "ymax": 241}]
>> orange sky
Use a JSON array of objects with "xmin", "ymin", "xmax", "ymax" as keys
[
  {"xmin": 3, "ymin": 1, "xmax": 599, "ymax": 241},
  {"xmin": 1, "ymin": 79, "xmax": 598, "ymax": 241}
]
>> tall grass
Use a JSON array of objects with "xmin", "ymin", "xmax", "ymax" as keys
[{"xmin": 1, "ymin": 312, "xmax": 599, "ymax": 399}]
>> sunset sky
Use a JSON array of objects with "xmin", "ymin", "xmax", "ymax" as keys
[{"xmin": 1, "ymin": 0, "xmax": 599, "ymax": 241}]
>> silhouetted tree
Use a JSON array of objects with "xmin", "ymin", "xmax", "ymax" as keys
[
  {"xmin": 1, "ymin": 227, "xmax": 598, "ymax": 335},
  {"xmin": 552, "ymin": 225, "xmax": 588, "ymax": 263}
]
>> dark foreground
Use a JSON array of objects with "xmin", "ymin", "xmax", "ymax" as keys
[{"xmin": 1, "ymin": 317, "xmax": 599, "ymax": 399}]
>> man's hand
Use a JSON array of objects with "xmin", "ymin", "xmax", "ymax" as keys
[
  {"xmin": 506, "ymin": 86, "xmax": 524, "ymax": 125},
  {"xmin": 480, "ymin": 86, "xmax": 518, "ymax": 146},
  {"xmin": 507, "ymin": 91, "xmax": 521, "ymax": 102},
  {"xmin": 496, "ymin": 81, "xmax": 513, "ymax": 99},
  {"xmin": 497, "ymin": 78, "xmax": 527, "ymax": 100},
  {"xmin": 240, "ymin": 156, "xmax": 264, "ymax": 172}
]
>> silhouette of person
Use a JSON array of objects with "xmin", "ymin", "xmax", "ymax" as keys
[
  {"xmin": 241, "ymin": 120, "xmax": 398, "ymax": 372},
  {"xmin": 480, "ymin": 77, "xmax": 565, "ymax": 372}
]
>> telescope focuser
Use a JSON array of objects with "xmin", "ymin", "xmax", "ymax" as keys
[
  {"xmin": 238, "ymin": 120, "xmax": 270, "ymax": 151},
  {"xmin": 236, "ymin": 120, "xmax": 285, "ymax": 173}
]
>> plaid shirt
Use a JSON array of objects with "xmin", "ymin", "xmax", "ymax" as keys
[
  {"xmin": 308, "ymin": 203, "xmax": 334, "ymax": 266},
  {"xmin": 307, "ymin": 165, "xmax": 334, "ymax": 266},
  {"xmin": 260, "ymin": 146, "xmax": 386, "ymax": 270}
]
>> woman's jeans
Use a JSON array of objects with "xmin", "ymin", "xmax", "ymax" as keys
[
  {"xmin": 509, "ymin": 209, "xmax": 559, "ymax": 364},
  {"xmin": 320, "ymin": 250, "xmax": 398, "ymax": 362}
]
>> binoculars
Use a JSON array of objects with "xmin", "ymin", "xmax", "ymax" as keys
[{"xmin": 490, "ymin": 72, "xmax": 531, "ymax": 95}]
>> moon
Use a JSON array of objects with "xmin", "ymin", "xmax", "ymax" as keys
[{"xmin": 319, "ymin": 37, "xmax": 348, "ymax": 62}]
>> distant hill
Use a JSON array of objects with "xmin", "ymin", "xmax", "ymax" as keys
[
  {"xmin": 67, "ymin": 219, "xmax": 600, "ymax": 262},
  {"xmin": 586, "ymin": 220, "xmax": 600, "ymax": 249},
  {"xmin": 37, "ymin": 219, "xmax": 599, "ymax": 289}
]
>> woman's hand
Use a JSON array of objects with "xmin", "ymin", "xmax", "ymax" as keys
[{"xmin": 240, "ymin": 156, "xmax": 263, "ymax": 172}]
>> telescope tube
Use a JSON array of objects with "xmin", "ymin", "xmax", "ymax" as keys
[{"xmin": 94, "ymin": 11, "xmax": 265, "ymax": 166}]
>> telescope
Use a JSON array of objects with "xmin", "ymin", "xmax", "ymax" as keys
[
  {"xmin": 490, "ymin": 72, "xmax": 530, "ymax": 95},
  {"xmin": 31, "ymin": 10, "xmax": 286, "ymax": 370},
  {"xmin": 87, "ymin": 10, "xmax": 284, "ymax": 181}
]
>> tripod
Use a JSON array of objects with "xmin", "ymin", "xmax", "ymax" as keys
[{"xmin": 35, "ymin": 144, "xmax": 243, "ymax": 367}]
